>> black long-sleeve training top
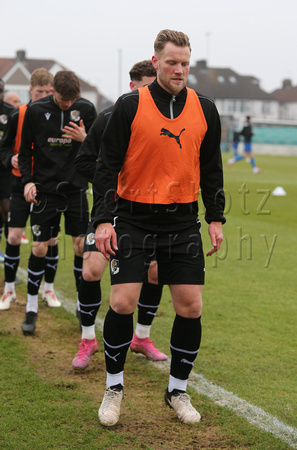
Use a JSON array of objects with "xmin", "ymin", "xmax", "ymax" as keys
[
  {"xmin": 75, "ymin": 105, "xmax": 113, "ymax": 182},
  {"xmin": 0, "ymin": 106, "xmax": 20, "ymax": 171},
  {"xmin": 0, "ymin": 100, "xmax": 16, "ymax": 174}
]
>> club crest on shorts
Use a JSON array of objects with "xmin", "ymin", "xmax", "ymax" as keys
[
  {"xmin": 111, "ymin": 259, "xmax": 120, "ymax": 275},
  {"xmin": 86, "ymin": 232, "xmax": 95, "ymax": 245},
  {"xmin": 32, "ymin": 224, "xmax": 41, "ymax": 237},
  {"xmin": 70, "ymin": 110, "xmax": 80, "ymax": 122}
]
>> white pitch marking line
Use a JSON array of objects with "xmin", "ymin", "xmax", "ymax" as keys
[{"xmin": 188, "ymin": 372, "xmax": 297, "ymax": 449}]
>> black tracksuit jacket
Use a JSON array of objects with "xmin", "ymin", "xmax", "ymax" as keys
[
  {"xmin": 18, "ymin": 95, "xmax": 97, "ymax": 195},
  {"xmin": 75, "ymin": 105, "xmax": 113, "ymax": 182}
]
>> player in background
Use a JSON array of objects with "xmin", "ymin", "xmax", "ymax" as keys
[
  {"xmin": 71, "ymin": 60, "xmax": 167, "ymax": 370},
  {"xmin": 18, "ymin": 70, "xmax": 97, "ymax": 333}
]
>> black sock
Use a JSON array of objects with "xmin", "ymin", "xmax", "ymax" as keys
[
  {"xmin": 4, "ymin": 243, "xmax": 21, "ymax": 283},
  {"xmin": 44, "ymin": 244, "xmax": 59, "ymax": 283},
  {"xmin": 78, "ymin": 278, "xmax": 101, "ymax": 327},
  {"xmin": 170, "ymin": 314, "xmax": 202, "ymax": 380},
  {"xmin": 137, "ymin": 282, "xmax": 163, "ymax": 326},
  {"xmin": 74, "ymin": 255, "xmax": 83, "ymax": 292},
  {"xmin": 103, "ymin": 307, "xmax": 134, "ymax": 374},
  {"xmin": 28, "ymin": 253, "xmax": 45, "ymax": 295},
  {"xmin": 4, "ymin": 222, "xmax": 8, "ymax": 240}
]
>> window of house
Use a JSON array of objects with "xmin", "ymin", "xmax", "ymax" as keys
[
  {"xmin": 229, "ymin": 76, "xmax": 237, "ymax": 83},
  {"xmin": 187, "ymin": 74, "xmax": 198, "ymax": 85}
]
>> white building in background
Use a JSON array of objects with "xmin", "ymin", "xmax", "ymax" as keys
[
  {"xmin": 187, "ymin": 60, "xmax": 297, "ymax": 154},
  {"xmin": 187, "ymin": 59, "xmax": 279, "ymax": 122},
  {"xmin": 271, "ymin": 79, "xmax": 297, "ymax": 121}
]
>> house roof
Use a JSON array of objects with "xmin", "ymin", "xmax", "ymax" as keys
[
  {"xmin": 187, "ymin": 60, "xmax": 271, "ymax": 101},
  {"xmin": 0, "ymin": 50, "xmax": 114, "ymax": 112},
  {"xmin": 271, "ymin": 79, "xmax": 297, "ymax": 103},
  {"xmin": 0, "ymin": 58, "xmax": 18, "ymax": 78},
  {"xmin": 0, "ymin": 50, "xmax": 98, "ymax": 92}
]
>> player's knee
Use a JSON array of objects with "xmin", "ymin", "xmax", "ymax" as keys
[
  {"xmin": 72, "ymin": 235, "xmax": 84, "ymax": 256},
  {"xmin": 8, "ymin": 230, "xmax": 22, "ymax": 246},
  {"xmin": 82, "ymin": 266, "xmax": 101, "ymax": 282},
  {"xmin": 110, "ymin": 284, "xmax": 141, "ymax": 315},
  {"xmin": 147, "ymin": 261, "xmax": 159, "ymax": 284},
  {"xmin": 48, "ymin": 237, "xmax": 58, "ymax": 246},
  {"xmin": 32, "ymin": 241, "xmax": 48, "ymax": 258},
  {"xmin": 111, "ymin": 297, "xmax": 136, "ymax": 315},
  {"xmin": 82, "ymin": 259, "xmax": 104, "ymax": 281}
]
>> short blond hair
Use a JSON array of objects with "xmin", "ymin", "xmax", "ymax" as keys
[
  {"xmin": 154, "ymin": 29, "xmax": 191, "ymax": 54},
  {"xmin": 30, "ymin": 68, "xmax": 54, "ymax": 87}
]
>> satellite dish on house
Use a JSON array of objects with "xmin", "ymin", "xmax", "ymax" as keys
[{"xmin": 272, "ymin": 186, "xmax": 287, "ymax": 196}]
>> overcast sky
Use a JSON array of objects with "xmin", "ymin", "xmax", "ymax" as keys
[{"xmin": 3, "ymin": 0, "xmax": 296, "ymax": 102}]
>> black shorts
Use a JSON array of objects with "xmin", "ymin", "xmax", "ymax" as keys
[
  {"xmin": 0, "ymin": 172, "xmax": 12, "ymax": 199},
  {"xmin": 83, "ymin": 220, "xmax": 159, "ymax": 262},
  {"xmin": 109, "ymin": 218, "xmax": 205, "ymax": 285},
  {"xmin": 8, "ymin": 193, "xmax": 31, "ymax": 228},
  {"xmin": 30, "ymin": 192, "xmax": 89, "ymax": 241}
]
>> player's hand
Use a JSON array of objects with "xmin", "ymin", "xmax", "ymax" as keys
[
  {"xmin": 207, "ymin": 221, "xmax": 223, "ymax": 256},
  {"xmin": 24, "ymin": 182, "xmax": 38, "ymax": 204},
  {"xmin": 95, "ymin": 222, "xmax": 118, "ymax": 261},
  {"xmin": 11, "ymin": 154, "xmax": 19, "ymax": 169},
  {"xmin": 62, "ymin": 120, "xmax": 86, "ymax": 142}
]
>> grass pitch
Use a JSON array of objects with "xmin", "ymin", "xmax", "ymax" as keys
[{"xmin": 0, "ymin": 153, "xmax": 296, "ymax": 448}]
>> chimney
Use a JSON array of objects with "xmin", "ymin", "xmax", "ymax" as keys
[
  {"xmin": 196, "ymin": 59, "xmax": 208, "ymax": 72},
  {"xmin": 282, "ymin": 79, "xmax": 292, "ymax": 89},
  {"xmin": 16, "ymin": 50, "xmax": 26, "ymax": 62}
]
